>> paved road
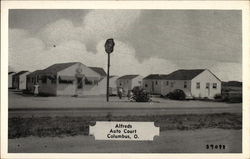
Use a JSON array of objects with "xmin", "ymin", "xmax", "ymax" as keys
[
  {"xmin": 8, "ymin": 91, "xmax": 242, "ymax": 117},
  {"xmin": 9, "ymin": 106, "xmax": 242, "ymax": 117}
]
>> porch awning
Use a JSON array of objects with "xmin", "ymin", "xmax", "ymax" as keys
[
  {"xmin": 59, "ymin": 76, "xmax": 75, "ymax": 81},
  {"xmin": 85, "ymin": 76, "xmax": 100, "ymax": 81}
]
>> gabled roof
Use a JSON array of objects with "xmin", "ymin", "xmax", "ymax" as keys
[
  {"xmin": 89, "ymin": 67, "xmax": 106, "ymax": 76},
  {"xmin": 27, "ymin": 70, "xmax": 43, "ymax": 77},
  {"xmin": 144, "ymin": 74, "xmax": 168, "ymax": 80},
  {"xmin": 13, "ymin": 71, "xmax": 29, "ymax": 77},
  {"xmin": 8, "ymin": 72, "xmax": 15, "ymax": 75},
  {"xmin": 110, "ymin": 75, "xmax": 118, "ymax": 79},
  {"xmin": 41, "ymin": 62, "xmax": 78, "ymax": 74},
  {"xmin": 118, "ymin": 75, "xmax": 140, "ymax": 80},
  {"xmin": 164, "ymin": 69, "xmax": 205, "ymax": 80}
]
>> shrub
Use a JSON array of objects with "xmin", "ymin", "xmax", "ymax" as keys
[
  {"xmin": 167, "ymin": 89, "xmax": 186, "ymax": 100},
  {"xmin": 132, "ymin": 86, "xmax": 151, "ymax": 102},
  {"xmin": 214, "ymin": 93, "xmax": 222, "ymax": 99},
  {"xmin": 222, "ymin": 92, "xmax": 242, "ymax": 103}
]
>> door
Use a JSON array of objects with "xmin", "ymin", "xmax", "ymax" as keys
[
  {"xmin": 77, "ymin": 77, "xmax": 83, "ymax": 89},
  {"xmin": 206, "ymin": 82, "xmax": 210, "ymax": 98},
  {"xmin": 152, "ymin": 81, "xmax": 154, "ymax": 93}
]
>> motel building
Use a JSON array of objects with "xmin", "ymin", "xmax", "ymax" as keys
[
  {"xmin": 116, "ymin": 75, "xmax": 143, "ymax": 95},
  {"xmin": 159, "ymin": 69, "xmax": 221, "ymax": 99},
  {"xmin": 26, "ymin": 70, "xmax": 43, "ymax": 93},
  {"xmin": 28, "ymin": 62, "xmax": 107, "ymax": 96},
  {"xmin": 143, "ymin": 74, "xmax": 169, "ymax": 95},
  {"xmin": 8, "ymin": 72, "xmax": 16, "ymax": 88},
  {"xmin": 12, "ymin": 71, "xmax": 30, "ymax": 90},
  {"xmin": 109, "ymin": 76, "xmax": 119, "ymax": 95}
]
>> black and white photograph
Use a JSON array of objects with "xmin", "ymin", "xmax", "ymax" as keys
[{"xmin": 1, "ymin": 1, "xmax": 250, "ymax": 158}]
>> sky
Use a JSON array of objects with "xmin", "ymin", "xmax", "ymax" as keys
[{"xmin": 9, "ymin": 10, "xmax": 242, "ymax": 81}]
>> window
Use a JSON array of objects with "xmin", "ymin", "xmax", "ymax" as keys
[
  {"xmin": 41, "ymin": 76, "xmax": 47, "ymax": 84},
  {"xmin": 31, "ymin": 78, "xmax": 34, "ymax": 83},
  {"xmin": 59, "ymin": 79, "xmax": 73, "ymax": 84},
  {"xmin": 170, "ymin": 82, "xmax": 174, "ymax": 87},
  {"xmin": 85, "ymin": 78, "xmax": 93, "ymax": 85},
  {"xmin": 120, "ymin": 83, "xmax": 122, "ymax": 86},
  {"xmin": 48, "ymin": 75, "xmax": 57, "ymax": 84},
  {"xmin": 51, "ymin": 77, "xmax": 57, "ymax": 84},
  {"xmin": 166, "ymin": 81, "xmax": 169, "ymax": 86},
  {"xmin": 213, "ymin": 83, "xmax": 217, "ymax": 89},
  {"xmin": 145, "ymin": 84, "xmax": 148, "ymax": 87},
  {"xmin": 206, "ymin": 83, "xmax": 210, "ymax": 89},
  {"xmin": 196, "ymin": 82, "xmax": 200, "ymax": 89},
  {"xmin": 77, "ymin": 78, "xmax": 83, "ymax": 88},
  {"xmin": 184, "ymin": 81, "xmax": 187, "ymax": 88},
  {"xmin": 155, "ymin": 81, "xmax": 158, "ymax": 85}
]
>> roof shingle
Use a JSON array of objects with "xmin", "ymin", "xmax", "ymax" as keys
[
  {"xmin": 89, "ymin": 67, "xmax": 106, "ymax": 76},
  {"xmin": 41, "ymin": 62, "xmax": 78, "ymax": 74},
  {"xmin": 118, "ymin": 75, "xmax": 140, "ymax": 80},
  {"xmin": 13, "ymin": 71, "xmax": 29, "ymax": 77},
  {"xmin": 27, "ymin": 70, "xmax": 43, "ymax": 77},
  {"xmin": 144, "ymin": 74, "xmax": 168, "ymax": 80},
  {"xmin": 164, "ymin": 69, "xmax": 205, "ymax": 80}
]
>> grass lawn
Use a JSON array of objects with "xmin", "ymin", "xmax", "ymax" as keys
[
  {"xmin": 8, "ymin": 128, "xmax": 242, "ymax": 153},
  {"xmin": 9, "ymin": 113, "xmax": 241, "ymax": 139}
]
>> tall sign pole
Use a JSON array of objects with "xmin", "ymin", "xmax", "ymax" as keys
[{"xmin": 105, "ymin": 38, "xmax": 115, "ymax": 102}]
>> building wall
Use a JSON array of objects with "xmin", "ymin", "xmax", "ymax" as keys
[
  {"xmin": 131, "ymin": 76, "xmax": 143, "ymax": 89},
  {"xmin": 116, "ymin": 79, "xmax": 132, "ymax": 95},
  {"xmin": 191, "ymin": 70, "xmax": 221, "ymax": 99},
  {"xmin": 95, "ymin": 76, "xmax": 118, "ymax": 95},
  {"xmin": 117, "ymin": 76, "xmax": 143, "ymax": 95},
  {"xmin": 143, "ymin": 79, "xmax": 162, "ymax": 94},
  {"xmin": 160, "ymin": 80, "xmax": 192, "ymax": 96},
  {"xmin": 109, "ymin": 76, "xmax": 118, "ymax": 95},
  {"xmin": 56, "ymin": 63, "xmax": 102, "ymax": 96},
  {"xmin": 18, "ymin": 72, "xmax": 30, "ymax": 90},
  {"xmin": 27, "ymin": 75, "xmax": 39, "ymax": 93},
  {"xmin": 82, "ymin": 77, "xmax": 106, "ymax": 96},
  {"xmin": 8, "ymin": 73, "xmax": 15, "ymax": 88},
  {"xmin": 13, "ymin": 76, "xmax": 19, "ymax": 89},
  {"xmin": 39, "ymin": 77, "xmax": 57, "ymax": 96}
]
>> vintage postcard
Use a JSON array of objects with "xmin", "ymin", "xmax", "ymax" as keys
[{"xmin": 1, "ymin": 1, "xmax": 250, "ymax": 159}]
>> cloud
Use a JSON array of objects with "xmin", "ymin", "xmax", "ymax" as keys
[
  {"xmin": 9, "ymin": 28, "xmax": 177, "ymax": 77},
  {"xmin": 82, "ymin": 10, "xmax": 141, "ymax": 40},
  {"xmin": 38, "ymin": 10, "xmax": 141, "ymax": 51},
  {"xmin": 9, "ymin": 29, "xmax": 46, "ymax": 70},
  {"xmin": 96, "ymin": 40, "xmax": 177, "ymax": 76},
  {"xmin": 210, "ymin": 62, "xmax": 242, "ymax": 82},
  {"xmin": 9, "ymin": 10, "xmax": 242, "ymax": 81},
  {"xmin": 39, "ymin": 19, "xmax": 83, "ymax": 46}
]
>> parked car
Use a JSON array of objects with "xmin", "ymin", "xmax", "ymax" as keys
[{"xmin": 167, "ymin": 89, "xmax": 186, "ymax": 100}]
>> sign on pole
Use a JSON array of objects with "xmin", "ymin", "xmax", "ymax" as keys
[{"xmin": 105, "ymin": 38, "xmax": 115, "ymax": 102}]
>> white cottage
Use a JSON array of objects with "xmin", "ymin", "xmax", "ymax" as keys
[
  {"xmin": 109, "ymin": 76, "xmax": 119, "ymax": 95},
  {"xmin": 12, "ymin": 71, "xmax": 30, "ymax": 90},
  {"xmin": 117, "ymin": 75, "xmax": 143, "ymax": 95},
  {"xmin": 37, "ymin": 62, "xmax": 106, "ymax": 96},
  {"xmin": 143, "ymin": 74, "xmax": 168, "ymax": 95},
  {"xmin": 95, "ymin": 75, "xmax": 119, "ymax": 96},
  {"xmin": 26, "ymin": 70, "xmax": 43, "ymax": 93},
  {"xmin": 161, "ymin": 69, "xmax": 221, "ymax": 99},
  {"xmin": 8, "ymin": 72, "xmax": 16, "ymax": 88}
]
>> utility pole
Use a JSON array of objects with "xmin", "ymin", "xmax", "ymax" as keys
[{"xmin": 104, "ymin": 38, "xmax": 115, "ymax": 102}]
